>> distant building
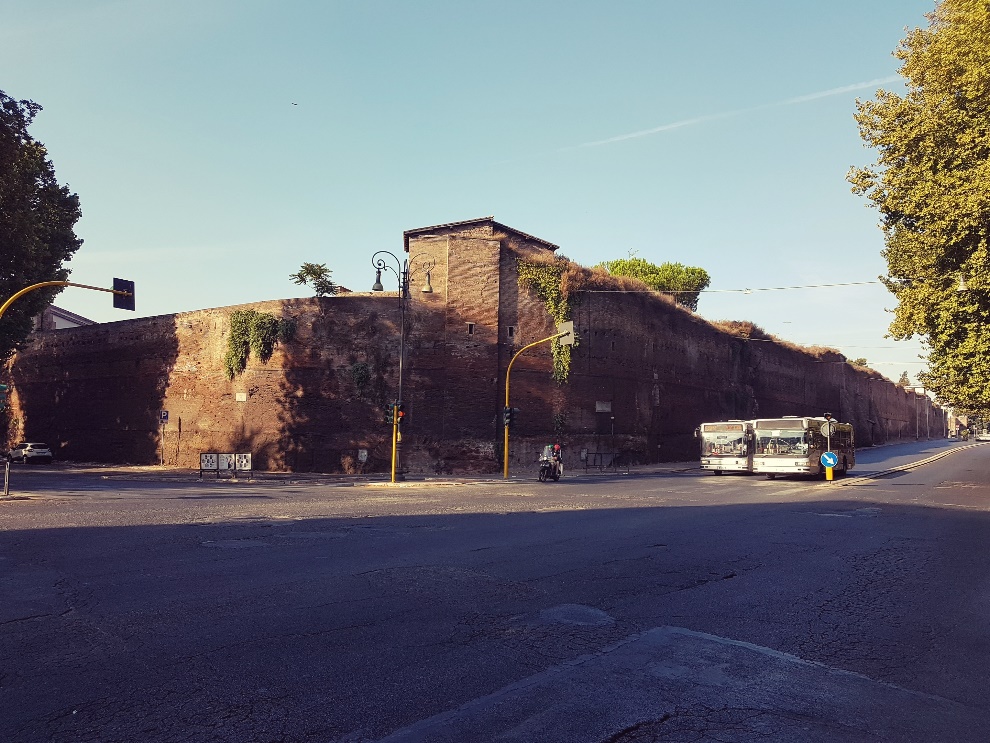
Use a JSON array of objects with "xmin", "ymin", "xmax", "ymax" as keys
[{"xmin": 33, "ymin": 305, "xmax": 96, "ymax": 331}]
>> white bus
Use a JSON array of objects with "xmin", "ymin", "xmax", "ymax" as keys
[
  {"xmin": 697, "ymin": 420, "xmax": 755, "ymax": 474},
  {"xmin": 751, "ymin": 416, "xmax": 855, "ymax": 479}
]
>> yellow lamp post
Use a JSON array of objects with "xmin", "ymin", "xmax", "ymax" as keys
[{"xmin": 503, "ymin": 322, "xmax": 573, "ymax": 479}]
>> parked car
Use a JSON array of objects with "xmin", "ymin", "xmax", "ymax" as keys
[
  {"xmin": 9, "ymin": 442, "xmax": 53, "ymax": 464},
  {"xmin": 975, "ymin": 432, "xmax": 990, "ymax": 442}
]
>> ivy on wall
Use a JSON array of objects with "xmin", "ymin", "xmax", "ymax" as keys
[
  {"xmin": 517, "ymin": 257, "xmax": 575, "ymax": 384},
  {"xmin": 224, "ymin": 310, "xmax": 296, "ymax": 379}
]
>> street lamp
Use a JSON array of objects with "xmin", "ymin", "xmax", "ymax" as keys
[{"xmin": 371, "ymin": 251, "xmax": 435, "ymax": 481}]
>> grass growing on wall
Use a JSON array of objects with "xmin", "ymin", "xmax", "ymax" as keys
[
  {"xmin": 224, "ymin": 310, "xmax": 295, "ymax": 379},
  {"xmin": 517, "ymin": 256, "xmax": 573, "ymax": 383}
]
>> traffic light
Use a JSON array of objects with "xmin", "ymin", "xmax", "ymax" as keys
[
  {"xmin": 503, "ymin": 406, "xmax": 518, "ymax": 428},
  {"xmin": 113, "ymin": 278, "xmax": 135, "ymax": 311},
  {"xmin": 0, "ymin": 383, "xmax": 7, "ymax": 411},
  {"xmin": 385, "ymin": 403, "xmax": 395, "ymax": 424},
  {"xmin": 396, "ymin": 402, "xmax": 406, "ymax": 426}
]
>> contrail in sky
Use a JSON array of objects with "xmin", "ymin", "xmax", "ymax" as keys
[{"xmin": 573, "ymin": 75, "xmax": 901, "ymax": 148}]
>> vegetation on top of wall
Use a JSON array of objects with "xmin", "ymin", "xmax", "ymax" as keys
[
  {"xmin": 712, "ymin": 320, "xmax": 871, "ymax": 368},
  {"xmin": 224, "ymin": 310, "xmax": 296, "ymax": 379},
  {"xmin": 597, "ymin": 256, "xmax": 711, "ymax": 311},
  {"xmin": 517, "ymin": 253, "xmax": 684, "ymax": 383},
  {"xmin": 289, "ymin": 262, "xmax": 338, "ymax": 297},
  {"xmin": 709, "ymin": 320, "xmax": 774, "ymax": 341}
]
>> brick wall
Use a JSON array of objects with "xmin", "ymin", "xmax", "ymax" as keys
[{"xmin": 4, "ymin": 220, "xmax": 946, "ymax": 473}]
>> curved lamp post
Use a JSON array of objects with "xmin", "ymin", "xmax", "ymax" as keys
[{"xmin": 371, "ymin": 251, "xmax": 435, "ymax": 482}]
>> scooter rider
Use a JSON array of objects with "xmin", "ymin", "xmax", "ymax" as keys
[{"xmin": 551, "ymin": 443, "xmax": 563, "ymax": 478}]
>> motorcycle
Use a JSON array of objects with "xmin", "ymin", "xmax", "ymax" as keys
[{"xmin": 538, "ymin": 454, "xmax": 560, "ymax": 482}]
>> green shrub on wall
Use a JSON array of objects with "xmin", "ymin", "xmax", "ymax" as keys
[
  {"xmin": 517, "ymin": 257, "xmax": 574, "ymax": 383},
  {"xmin": 224, "ymin": 310, "xmax": 295, "ymax": 379}
]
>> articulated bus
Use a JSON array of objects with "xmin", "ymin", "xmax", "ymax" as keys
[
  {"xmin": 697, "ymin": 420, "xmax": 755, "ymax": 474},
  {"xmin": 751, "ymin": 416, "xmax": 855, "ymax": 479}
]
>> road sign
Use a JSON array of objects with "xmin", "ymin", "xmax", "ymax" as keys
[
  {"xmin": 113, "ymin": 277, "xmax": 135, "ymax": 311},
  {"xmin": 821, "ymin": 451, "xmax": 838, "ymax": 468},
  {"xmin": 556, "ymin": 320, "xmax": 575, "ymax": 346},
  {"xmin": 160, "ymin": 410, "xmax": 169, "ymax": 423},
  {"xmin": 820, "ymin": 421, "xmax": 835, "ymax": 437}
]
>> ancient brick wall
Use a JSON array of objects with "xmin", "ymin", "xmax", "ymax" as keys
[
  {"xmin": 4, "ymin": 221, "xmax": 946, "ymax": 474},
  {"xmin": 6, "ymin": 297, "xmax": 410, "ymax": 471}
]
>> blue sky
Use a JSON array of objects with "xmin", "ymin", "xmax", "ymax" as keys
[{"xmin": 3, "ymin": 0, "xmax": 937, "ymax": 384}]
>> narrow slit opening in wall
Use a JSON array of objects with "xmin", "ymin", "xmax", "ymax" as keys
[
  {"xmin": 467, "ymin": 322, "xmax": 475, "ymax": 335},
  {"xmin": 507, "ymin": 325, "xmax": 515, "ymax": 339}
]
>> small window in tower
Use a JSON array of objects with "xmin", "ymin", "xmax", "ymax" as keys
[
  {"xmin": 507, "ymin": 325, "xmax": 515, "ymax": 339},
  {"xmin": 467, "ymin": 322, "xmax": 475, "ymax": 335}
]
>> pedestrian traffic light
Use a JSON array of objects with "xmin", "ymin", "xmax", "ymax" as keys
[
  {"xmin": 113, "ymin": 278, "xmax": 135, "ymax": 311},
  {"xmin": 396, "ymin": 402, "xmax": 406, "ymax": 426},
  {"xmin": 0, "ymin": 383, "xmax": 7, "ymax": 411}
]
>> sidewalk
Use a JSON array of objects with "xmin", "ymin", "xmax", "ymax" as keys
[
  {"xmin": 19, "ymin": 438, "xmax": 971, "ymax": 488},
  {"xmin": 32, "ymin": 458, "xmax": 701, "ymax": 487}
]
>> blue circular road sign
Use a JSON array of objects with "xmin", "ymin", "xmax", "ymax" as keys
[{"xmin": 821, "ymin": 451, "xmax": 838, "ymax": 468}]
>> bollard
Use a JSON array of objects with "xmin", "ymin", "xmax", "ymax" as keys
[{"xmin": 3, "ymin": 458, "xmax": 9, "ymax": 497}]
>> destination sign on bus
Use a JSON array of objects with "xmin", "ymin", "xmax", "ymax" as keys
[
  {"xmin": 702, "ymin": 423, "xmax": 745, "ymax": 432},
  {"xmin": 754, "ymin": 419, "xmax": 806, "ymax": 430}
]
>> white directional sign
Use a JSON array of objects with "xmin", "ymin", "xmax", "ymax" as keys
[
  {"xmin": 821, "ymin": 451, "xmax": 838, "ymax": 468},
  {"xmin": 820, "ymin": 421, "xmax": 835, "ymax": 437}
]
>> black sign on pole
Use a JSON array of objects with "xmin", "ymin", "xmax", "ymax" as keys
[{"xmin": 113, "ymin": 278, "xmax": 136, "ymax": 311}]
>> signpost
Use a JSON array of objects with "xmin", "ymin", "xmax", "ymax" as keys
[
  {"xmin": 820, "ymin": 414, "xmax": 836, "ymax": 481},
  {"xmin": 821, "ymin": 450, "xmax": 838, "ymax": 481},
  {"xmin": 160, "ymin": 410, "xmax": 168, "ymax": 466}
]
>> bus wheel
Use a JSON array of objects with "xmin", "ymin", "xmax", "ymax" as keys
[{"xmin": 766, "ymin": 473, "xmax": 776, "ymax": 480}]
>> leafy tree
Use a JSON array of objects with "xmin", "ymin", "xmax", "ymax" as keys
[
  {"xmin": 848, "ymin": 0, "xmax": 990, "ymax": 413},
  {"xmin": 851, "ymin": 357, "xmax": 868, "ymax": 367},
  {"xmin": 289, "ymin": 262, "xmax": 338, "ymax": 297},
  {"xmin": 597, "ymin": 257, "xmax": 711, "ymax": 311},
  {"xmin": 0, "ymin": 90, "xmax": 83, "ymax": 361},
  {"xmin": 897, "ymin": 371, "xmax": 912, "ymax": 388}
]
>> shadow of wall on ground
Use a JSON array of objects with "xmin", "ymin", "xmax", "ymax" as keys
[{"xmin": 3, "ymin": 491, "xmax": 989, "ymax": 743}]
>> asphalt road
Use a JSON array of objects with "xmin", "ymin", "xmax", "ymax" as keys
[{"xmin": 2, "ymin": 441, "xmax": 989, "ymax": 742}]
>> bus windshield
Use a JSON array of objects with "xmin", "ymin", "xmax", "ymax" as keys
[
  {"xmin": 755, "ymin": 428, "xmax": 809, "ymax": 455},
  {"xmin": 700, "ymin": 425, "xmax": 748, "ymax": 456}
]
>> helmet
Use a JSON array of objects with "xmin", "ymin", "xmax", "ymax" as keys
[{"xmin": 553, "ymin": 444, "xmax": 560, "ymax": 451}]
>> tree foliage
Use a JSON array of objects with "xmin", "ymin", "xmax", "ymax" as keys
[
  {"xmin": 596, "ymin": 257, "xmax": 711, "ymax": 311},
  {"xmin": 848, "ymin": 0, "xmax": 990, "ymax": 413},
  {"xmin": 0, "ymin": 90, "xmax": 83, "ymax": 361},
  {"xmin": 290, "ymin": 262, "xmax": 338, "ymax": 297}
]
